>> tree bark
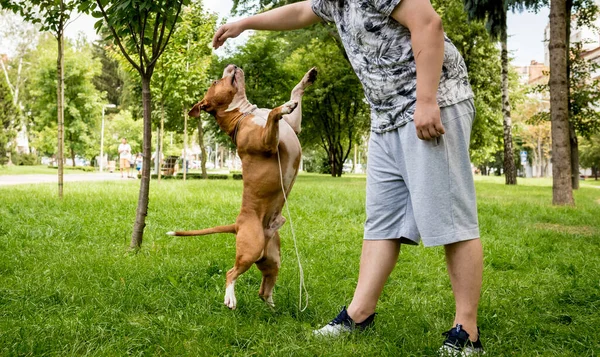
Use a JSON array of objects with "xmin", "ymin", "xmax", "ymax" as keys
[
  {"xmin": 71, "ymin": 146, "xmax": 76, "ymax": 167},
  {"xmin": 501, "ymin": 21, "xmax": 517, "ymax": 185},
  {"xmin": 130, "ymin": 75, "xmax": 153, "ymax": 250},
  {"xmin": 565, "ymin": 0, "xmax": 579, "ymax": 190},
  {"xmin": 197, "ymin": 117, "xmax": 207, "ymax": 179},
  {"xmin": 549, "ymin": 0, "xmax": 574, "ymax": 205},
  {"xmin": 57, "ymin": 12, "xmax": 65, "ymax": 199}
]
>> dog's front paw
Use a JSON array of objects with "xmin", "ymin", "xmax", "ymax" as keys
[{"xmin": 280, "ymin": 101, "xmax": 298, "ymax": 115}]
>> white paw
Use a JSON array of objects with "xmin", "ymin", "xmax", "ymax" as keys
[
  {"xmin": 281, "ymin": 101, "xmax": 298, "ymax": 115},
  {"xmin": 224, "ymin": 282, "xmax": 237, "ymax": 310}
]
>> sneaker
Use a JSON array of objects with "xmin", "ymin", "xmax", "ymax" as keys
[
  {"xmin": 313, "ymin": 306, "xmax": 375, "ymax": 337},
  {"xmin": 439, "ymin": 324, "xmax": 485, "ymax": 356}
]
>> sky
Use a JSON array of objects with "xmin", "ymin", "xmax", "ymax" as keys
[{"xmin": 59, "ymin": 0, "xmax": 549, "ymax": 67}]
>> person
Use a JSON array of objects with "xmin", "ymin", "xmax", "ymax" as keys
[
  {"xmin": 118, "ymin": 138, "xmax": 132, "ymax": 178},
  {"xmin": 135, "ymin": 153, "xmax": 143, "ymax": 177},
  {"xmin": 213, "ymin": 0, "xmax": 484, "ymax": 355}
]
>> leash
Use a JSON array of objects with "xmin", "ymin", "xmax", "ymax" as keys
[
  {"xmin": 276, "ymin": 146, "xmax": 309, "ymax": 312},
  {"xmin": 233, "ymin": 106, "xmax": 308, "ymax": 311}
]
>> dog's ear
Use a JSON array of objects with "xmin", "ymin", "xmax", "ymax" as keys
[{"xmin": 189, "ymin": 100, "xmax": 207, "ymax": 117}]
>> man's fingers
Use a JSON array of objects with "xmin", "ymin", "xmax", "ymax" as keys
[
  {"xmin": 212, "ymin": 27, "xmax": 225, "ymax": 48},
  {"xmin": 434, "ymin": 121, "xmax": 445, "ymax": 135}
]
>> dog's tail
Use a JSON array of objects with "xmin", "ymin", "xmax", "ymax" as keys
[{"xmin": 166, "ymin": 224, "xmax": 236, "ymax": 237}]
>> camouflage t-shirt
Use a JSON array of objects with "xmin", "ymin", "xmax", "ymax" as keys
[{"xmin": 311, "ymin": 0, "xmax": 474, "ymax": 133}]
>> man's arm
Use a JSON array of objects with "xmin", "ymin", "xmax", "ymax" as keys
[
  {"xmin": 213, "ymin": 1, "xmax": 321, "ymax": 49},
  {"xmin": 391, "ymin": 0, "xmax": 445, "ymax": 141}
]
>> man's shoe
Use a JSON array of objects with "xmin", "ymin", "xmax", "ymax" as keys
[
  {"xmin": 439, "ymin": 324, "xmax": 485, "ymax": 356},
  {"xmin": 313, "ymin": 306, "xmax": 375, "ymax": 337}
]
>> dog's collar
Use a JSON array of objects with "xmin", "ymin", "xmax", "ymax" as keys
[{"xmin": 231, "ymin": 106, "xmax": 257, "ymax": 147}]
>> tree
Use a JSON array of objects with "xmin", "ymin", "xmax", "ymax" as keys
[
  {"xmin": 0, "ymin": 73, "xmax": 18, "ymax": 165},
  {"xmin": 549, "ymin": 0, "xmax": 573, "ymax": 205},
  {"xmin": 463, "ymin": 0, "xmax": 542, "ymax": 185},
  {"xmin": 26, "ymin": 35, "xmax": 104, "ymax": 166},
  {"xmin": 0, "ymin": 0, "xmax": 81, "ymax": 198},
  {"xmin": 80, "ymin": 0, "xmax": 189, "ymax": 250}
]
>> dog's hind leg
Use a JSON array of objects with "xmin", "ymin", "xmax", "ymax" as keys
[
  {"xmin": 256, "ymin": 231, "xmax": 281, "ymax": 308},
  {"xmin": 283, "ymin": 67, "xmax": 318, "ymax": 134},
  {"xmin": 224, "ymin": 218, "xmax": 264, "ymax": 310}
]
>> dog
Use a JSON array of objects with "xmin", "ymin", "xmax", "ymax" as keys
[{"xmin": 167, "ymin": 64, "xmax": 317, "ymax": 310}]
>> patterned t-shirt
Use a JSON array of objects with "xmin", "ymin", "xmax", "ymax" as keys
[{"xmin": 311, "ymin": 0, "xmax": 474, "ymax": 133}]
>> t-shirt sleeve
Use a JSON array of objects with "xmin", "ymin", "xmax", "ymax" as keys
[
  {"xmin": 311, "ymin": 0, "xmax": 335, "ymax": 22},
  {"xmin": 369, "ymin": 0, "xmax": 402, "ymax": 17}
]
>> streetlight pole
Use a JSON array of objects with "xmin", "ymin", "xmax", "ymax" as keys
[{"xmin": 100, "ymin": 104, "xmax": 116, "ymax": 172}]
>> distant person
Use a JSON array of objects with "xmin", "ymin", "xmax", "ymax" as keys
[
  {"xmin": 135, "ymin": 153, "xmax": 143, "ymax": 177},
  {"xmin": 118, "ymin": 138, "xmax": 132, "ymax": 178}
]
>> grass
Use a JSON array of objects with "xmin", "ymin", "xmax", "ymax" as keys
[{"xmin": 0, "ymin": 174, "xmax": 599, "ymax": 356}]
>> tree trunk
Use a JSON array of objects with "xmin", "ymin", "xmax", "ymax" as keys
[
  {"xmin": 570, "ymin": 123, "xmax": 579, "ymax": 189},
  {"xmin": 197, "ymin": 118, "xmax": 207, "ymax": 179},
  {"xmin": 130, "ymin": 75, "xmax": 153, "ymax": 250},
  {"xmin": 501, "ymin": 21, "xmax": 517, "ymax": 185},
  {"xmin": 549, "ymin": 0, "xmax": 574, "ymax": 205},
  {"xmin": 71, "ymin": 146, "xmax": 76, "ymax": 167},
  {"xmin": 57, "ymin": 16, "xmax": 65, "ymax": 199},
  {"xmin": 565, "ymin": 0, "xmax": 579, "ymax": 190}
]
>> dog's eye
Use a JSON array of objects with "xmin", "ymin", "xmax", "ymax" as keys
[{"xmin": 212, "ymin": 80, "xmax": 218, "ymax": 85}]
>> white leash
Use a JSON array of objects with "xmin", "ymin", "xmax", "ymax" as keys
[{"xmin": 276, "ymin": 147, "xmax": 308, "ymax": 312}]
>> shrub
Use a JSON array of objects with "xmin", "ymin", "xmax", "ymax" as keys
[{"xmin": 12, "ymin": 153, "xmax": 38, "ymax": 166}]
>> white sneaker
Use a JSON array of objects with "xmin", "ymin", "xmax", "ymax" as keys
[{"xmin": 313, "ymin": 306, "xmax": 375, "ymax": 337}]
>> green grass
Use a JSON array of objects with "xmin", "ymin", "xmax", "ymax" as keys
[{"xmin": 0, "ymin": 174, "xmax": 599, "ymax": 356}]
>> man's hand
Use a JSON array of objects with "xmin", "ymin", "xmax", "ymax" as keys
[
  {"xmin": 213, "ymin": 22, "xmax": 245, "ymax": 49},
  {"xmin": 414, "ymin": 100, "xmax": 445, "ymax": 141}
]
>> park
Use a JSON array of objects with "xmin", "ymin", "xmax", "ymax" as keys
[{"xmin": 1, "ymin": 0, "xmax": 600, "ymax": 356}]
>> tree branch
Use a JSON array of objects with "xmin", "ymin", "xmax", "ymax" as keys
[
  {"xmin": 95, "ymin": 0, "xmax": 142, "ymax": 73},
  {"xmin": 150, "ymin": 0, "xmax": 183, "ymax": 67}
]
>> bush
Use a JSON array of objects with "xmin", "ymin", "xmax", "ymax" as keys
[
  {"xmin": 48, "ymin": 165, "xmax": 95, "ymax": 172},
  {"xmin": 149, "ymin": 173, "xmax": 229, "ymax": 180},
  {"xmin": 12, "ymin": 153, "xmax": 38, "ymax": 166}
]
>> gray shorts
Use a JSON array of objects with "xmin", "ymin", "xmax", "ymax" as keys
[{"xmin": 364, "ymin": 99, "xmax": 480, "ymax": 247}]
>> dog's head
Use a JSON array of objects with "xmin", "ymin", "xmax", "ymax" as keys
[{"xmin": 189, "ymin": 64, "xmax": 247, "ymax": 117}]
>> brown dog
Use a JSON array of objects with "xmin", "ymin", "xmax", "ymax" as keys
[{"xmin": 167, "ymin": 65, "xmax": 317, "ymax": 309}]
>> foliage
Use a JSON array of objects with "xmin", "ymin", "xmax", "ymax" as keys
[
  {"xmin": 91, "ymin": 43, "xmax": 127, "ymax": 107},
  {"xmin": 0, "ymin": 0, "xmax": 79, "ymax": 35},
  {"xmin": 0, "ymin": 177, "xmax": 599, "ymax": 355},
  {"xmin": 24, "ymin": 35, "xmax": 104, "ymax": 163},
  {"xmin": 0, "ymin": 73, "xmax": 18, "ymax": 165},
  {"xmin": 152, "ymin": 2, "xmax": 217, "ymax": 131},
  {"xmin": 289, "ymin": 38, "xmax": 369, "ymax": 177},
  {"xmin": 580, "ymin": 133, "xmax": 600, "ymax": 176},
  {"xmin": 10, "ymin": 152, "xmax": 37, "ymax": 165},
  {"xmin": 532, "ymin": 42, "xmax": 600, "ymax": 139}
]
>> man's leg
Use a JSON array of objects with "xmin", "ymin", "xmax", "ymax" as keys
[
  {"xmin": 347, "ymin": 239, "xmax": 401, "ymax": 322},
  {"xmin": 445, "ymin": 238, "xmax": 483, "ymax": 341}
]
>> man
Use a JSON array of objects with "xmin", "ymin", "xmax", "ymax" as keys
[
  {"xmin": 118, "ymin": 138, "xmax": 132, "ymax": 178},
  {"xmin": 213, "ymin": 0, "xmax": 484, "ymax": 354}
]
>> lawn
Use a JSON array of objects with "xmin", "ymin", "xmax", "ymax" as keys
[{"xmin": 0, "ymin": 174, "xmax": 598, "ymax": 356}]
